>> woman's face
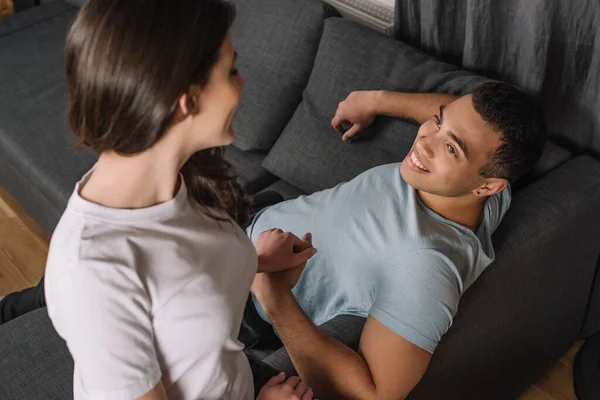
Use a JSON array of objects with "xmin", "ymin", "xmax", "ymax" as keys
[{"xmin": 188, "ymin": 32, "xmax": 245, "ymax": 149}]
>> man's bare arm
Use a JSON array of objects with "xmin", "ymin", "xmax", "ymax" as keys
[
  {"xmin": 332, "ymin": 91, "xmax": 459, "ymax": 140},
  {"xmin": 253, "ymin": 286, "xmax": 431, "ymax": 400}
]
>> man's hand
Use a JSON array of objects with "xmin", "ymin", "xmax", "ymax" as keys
[
  {"xmin": 332, "ymin": 91, "xmax": 382, "ymax": 141},
  {"xmin": 257, "ymin": 372, "xmax": 315, "ymax": 400},
  {"xmin": 254, "ymin": 229, "xmax": 317, "ymax": 274},
  {"xmin": 253, "ymin": 233, "xmax": 313, "ymax": 308}
]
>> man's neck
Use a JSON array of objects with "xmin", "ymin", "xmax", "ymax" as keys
[{"xmin": 417, "ymin": 190, "xmax": 486, "ymax": 232}]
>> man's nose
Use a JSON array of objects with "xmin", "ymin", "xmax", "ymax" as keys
[{"xmin": 417, "ymin": 136, "xmax": 435, "ymax": 159}]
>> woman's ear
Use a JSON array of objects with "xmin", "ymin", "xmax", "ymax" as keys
[
  {"xmin": 178, "ymin": 93, "xmax": 191, "ymax": 116},
  {"xmin": 178, "ymin": 87, "xmax": 202, "ymax": 116},
  {"xmin": 473, "ymin": 178, "xmax": 509, "ymax": 197}
]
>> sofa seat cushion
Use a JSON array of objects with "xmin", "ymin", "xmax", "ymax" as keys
[
  {"xmin": 263, "ymin": 18, "xmax": 573, "ymax": 194},
  {"xmin": 224, "ymin": 146, "xmax": 276, "ymax": 194},
  {"xmin": 230, "ymin": 0, "xmax": 330, "ymax": 152},
  {"xmin": 0, "ymin": 2, "xmax": 96, "ymax": 235},
  {"xmin": 0, "ymin": 308, "xmax": 73, "ymax": 400}
]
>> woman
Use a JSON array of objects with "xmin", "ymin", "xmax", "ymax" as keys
[{"xmin": 44, "ymin": 0, "xmax": 316, "ymax": 399}]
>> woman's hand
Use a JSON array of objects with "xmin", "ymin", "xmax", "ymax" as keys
[
  {"xmin": 254, "ymin": 229, "xmax": 317, "ymax": 273},
  {"xmin": 252, "ymin": 233, "xmax": 313, "ymax": 312},
  {"xmin": 257, "ymin": 372, "xmax": 315, "ymax": 400}
]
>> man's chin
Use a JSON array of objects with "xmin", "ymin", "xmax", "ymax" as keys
[{"xmin": 400, "ymin": 160, "xmax": 417, "ymax": 186}]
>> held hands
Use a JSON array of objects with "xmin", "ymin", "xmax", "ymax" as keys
[
  {"xmin": 252, "ymin": 233, "xmax": 314, "ymax": 310},
  {"xmin": 254, "ymin": 229, "xmax": 317, "ymax": 274},
  {"xmin": 257, "ymin": 372, "xmax": 315, "ymax": 400},
  {"xmin": 331, "ymin": 90, "xmax": 381, "ymax": 141}
]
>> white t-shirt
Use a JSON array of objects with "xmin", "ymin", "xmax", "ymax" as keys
[{"xmin": 45, "ymin": 170, "xmax": 257, "ymax": 400}]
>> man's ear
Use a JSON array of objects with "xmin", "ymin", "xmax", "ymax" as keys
[{"xmin": 473, "ymin": 178, "xmax": 509, "ymax": 197}]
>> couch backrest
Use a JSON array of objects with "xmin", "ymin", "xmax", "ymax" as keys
[
  {"xmin": 229, "ymin": 0, "xmax": 330, "ymax": 152},
  {"xmin": 261, "ymin": 18, "xmax": 488, "ymax": 193},
  {"xmin": 262, "ymin": 18, "xmax": 572, "ymax": 195}
]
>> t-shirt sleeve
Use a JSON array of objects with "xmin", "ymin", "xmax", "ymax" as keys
[
  {"xmin": 486, "ymin": 185, "xmax": 512, "ymax": 233},
  {"xmin": 369, "ymin": 250, "xmax": 462, "ymax": 353},
  {"xmin": 46, "ymin": 265, "xmax": 162, "ymax": 400}
]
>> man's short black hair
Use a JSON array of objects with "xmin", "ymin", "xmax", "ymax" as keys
[{"xmin": 472, "ymin": 82, "xmax": 547, "ymax": 182}]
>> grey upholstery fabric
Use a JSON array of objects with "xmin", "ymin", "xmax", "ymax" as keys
[
  {"xmin": 0, "ymin": 2, "xmax": 96, "ymax": 235},
  {"xmin": 64, "ymin": 0, "xmax": 86, "ymax": 7},
  {"xmin": 263, "ymin": 18, "xmax": 571, "ymax": 195},
  {"xmin": 261, "ymin": 156, "xmax": 600, "ymax": 400},
  {"xmin": 582, "ymin": 257, "xmax": 600, "ymax": 338},
  {"xmin": 396, "ymin": 0, "xmax": 600, "ymax": 153},
  {"xmin": 229, "ymin": 0, "xmax": 329, "ymax": 152},
  {"xmin": 260, "ymin": 180, "xmax": 306, "ymax": 200},
  {"xmin": 511, "ymin": 141, "xmax": 572, "ymax": 192},
  {"xmin": 223, "ymin": 146, "xmax": 276, "ymax": 194},
  {"xmin": 0, "ymin": 308, "xmax": 73, "ymax": 400}
]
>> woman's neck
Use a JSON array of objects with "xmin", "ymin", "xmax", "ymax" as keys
[{"xmin": 80, "ymin": 147, "xmax": 184, "ymax": 210}]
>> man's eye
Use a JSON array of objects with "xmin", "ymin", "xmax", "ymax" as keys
[
  {"xmin": 434, "ymin": 115, "xmax": 441, "ymax": 127},
  {"xmin": 230, "ymin": 68, "xmax": 239, "ymax": 76},
  {"xmin": 448, "ymin": 144, "xmax": 457, "ymax": 156}
]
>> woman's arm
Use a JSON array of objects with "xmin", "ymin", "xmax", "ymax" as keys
[
  {"xmin": 255, "ymin": 229, "xmax": 316, "ymax": 273},
  {"xmin": 138, "ymin": 383, "xmax": 168, "ymax": 400}
]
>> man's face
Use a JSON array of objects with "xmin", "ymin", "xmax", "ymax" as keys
[{"xmin": 400, "ymin": 95, "xmax": 500, "ymax": 197}]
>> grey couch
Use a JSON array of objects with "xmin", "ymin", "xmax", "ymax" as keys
[{"xmin": 1, "ymin": 1, "xmax": 599, "ymax": 399}]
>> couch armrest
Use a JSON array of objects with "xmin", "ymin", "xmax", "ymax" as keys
[{"xmin": 411, "ymin": 155, "xmax": 600, "ymax": 400}]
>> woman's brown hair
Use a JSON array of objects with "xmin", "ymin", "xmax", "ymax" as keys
[{"xmin": 65, "ymin": 0, "xmax": 248, "ymax": 226}]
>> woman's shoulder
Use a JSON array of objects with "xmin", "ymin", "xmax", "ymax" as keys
[{"xmin": 45, "ymin": 208, "xmax": 142, "ymax": 284}]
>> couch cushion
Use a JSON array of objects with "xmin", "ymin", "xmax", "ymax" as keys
[
  {"xmin": 0, "ymin": 2, "xmax": 96, "ymax": 235},
  {"xmin": 263, "ymin": 18, "xmax": 572, "ymax": 194},
  {"xmin": 262, "ymin": 18, "xmax": 493, "ymax": 193},
  {"xmin": 0, "ymin": 308, "xmax": 73, "ymax": 400},
  {"xmin": 223, "ymin": 146, "xmax": 276, "ymax": 194},
  {"xmin": 230, "ymin": 0, "xmax": 329, "ymax": 152},
  {"xmin": 65, "ymin": 0, "xmax": 86, "ymax": 7},
  {"xmin": 511, "ymin": 141, "xmax": 572, "ymax": 192},
  {"xmin": 261, "ymin": 180, "xmax": 307, "ymax": 200}
]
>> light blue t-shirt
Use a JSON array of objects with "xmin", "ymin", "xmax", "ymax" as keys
[{"xmin": 247, "ymin": 163, "xmax": 511, "ymax": 353}]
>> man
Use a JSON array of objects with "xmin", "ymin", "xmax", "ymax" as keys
[
  {"xmin": 247, "ymin": 82, "xmax": 546, "ymax": 399},
  {"xmin": 1, "ymin": 82, "xmax": 545, "ymax": 400}
]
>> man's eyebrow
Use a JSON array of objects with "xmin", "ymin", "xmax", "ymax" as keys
[
  {"xmin": 439, "ymin": 105, "xmax": 445, "ymax": 120},
  {"xmin": 233, "ymin": 51, "xmax": 238, "ymax": 63}
]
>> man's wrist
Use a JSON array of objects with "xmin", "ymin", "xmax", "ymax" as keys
[{"xmin": 369, "ymin": 90, "xmax": 387, "ymax": 115}]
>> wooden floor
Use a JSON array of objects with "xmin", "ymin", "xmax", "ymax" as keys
[
  {"xmin": 0, "ymin": 185, "xmax": 581, "ymax": 400},
  {"xmin": 0, "ymin": 0, "xmax": 14, "ymax": 20}
]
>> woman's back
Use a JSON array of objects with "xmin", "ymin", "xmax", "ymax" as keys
[{"xmin": 45, "ymin": 171, "xmax": 257, "ymax": 399}]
